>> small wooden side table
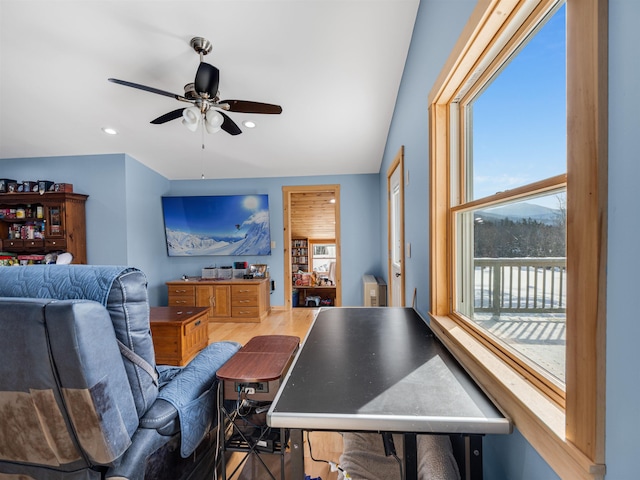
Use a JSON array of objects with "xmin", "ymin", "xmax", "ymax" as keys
[
  {"xmin": 217, "ymin": 335, "xmax": 300, "ymax": 480},
  {"xmin": 149, "ymin": 306, "xmax": 209, "ymax": 366},
  {"xmin": 217, "ymin": 335, "xmax": 300, "ymax": 401}
]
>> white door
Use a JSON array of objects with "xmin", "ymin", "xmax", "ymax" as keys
[{"xmin": 388, "ymin": 149, "xmax": 405, "ymax": 306}]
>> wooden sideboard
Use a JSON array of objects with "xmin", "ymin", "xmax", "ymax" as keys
[{"xmin": 166, "ymin": 278, "xmax": 271, "ymax": 323}]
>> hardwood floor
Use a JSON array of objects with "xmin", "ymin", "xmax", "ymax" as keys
[{"xmin": 210, "ymin": 307, "xmax": 343, "ymax": 480}]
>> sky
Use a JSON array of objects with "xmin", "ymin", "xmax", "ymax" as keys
[
  {"xmin": 471, "ymin": 4, "xmax": 566, "ymax": 207},
  {"xmin": 162, "ymin": 194, "xmax": 269, "ymax": 236}
]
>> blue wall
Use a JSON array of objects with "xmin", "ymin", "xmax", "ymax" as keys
[
  {"xmin": 1, "ymin": 156, "xmax": 380, "ymax": 307},
  {"xmin": 123, "ymin": 154, "xmax": 172, "ymax": 302},
  {"xmin": 604, "ymin": 0, "xmax": 640, "ymax": 479}
]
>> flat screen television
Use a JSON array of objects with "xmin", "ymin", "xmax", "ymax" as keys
[{"xmin": 161, "ymin": 194, "xmax": 271, "ymax": 256}]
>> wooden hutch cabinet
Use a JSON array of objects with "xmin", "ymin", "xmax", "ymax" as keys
[
  {"xmin": 166, "ymin": 278, "xmax": 270, "ymax": 323},
  {"xmin": 0, "ymin": 192, "xmax": 88, "ymax": 264}
]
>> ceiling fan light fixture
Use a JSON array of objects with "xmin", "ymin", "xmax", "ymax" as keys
[
  {"xmin": 182, "ymin": 106, "xmax": 201, "ymax": 132},
  {"xmin": 108, "ymin": 36, "xmax": 282, "ymax": 138},
  {"xmin": 204, "ymin": 110, "xmax": 223, "ymax": 134}
]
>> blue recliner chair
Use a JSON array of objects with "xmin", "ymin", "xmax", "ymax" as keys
[{"xmin": 0, "ymin": 265, "xmax": 241, "ymax": 480}]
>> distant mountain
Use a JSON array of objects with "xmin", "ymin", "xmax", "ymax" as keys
[
  {"xmin": 165, "ymin": 229, "xmax": 229, "ymax": 255},
  {"xmin": 476, "ymin": 203, "xmax": 562, "ymax": 225},
  {"xmin": 165, "ymin": 210, "xmax": 271, "ymax": 256},
  {"xmin": 231, "ymin": 211, "xmax": 272, "ymax": 255}
]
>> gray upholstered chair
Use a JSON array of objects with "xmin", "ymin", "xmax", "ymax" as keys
[{"xmin": 0, "ymin": 265, "xmax": 240, "ymax": 480}]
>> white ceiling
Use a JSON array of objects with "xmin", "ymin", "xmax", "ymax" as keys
[{"xmin": 0, "ymin": 0, "xmax": 419, "ymax": 180}]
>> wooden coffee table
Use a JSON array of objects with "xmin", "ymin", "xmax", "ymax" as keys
[{"xmin": 149, "ymin": 306, "xmax": 209, "ymax": 366}]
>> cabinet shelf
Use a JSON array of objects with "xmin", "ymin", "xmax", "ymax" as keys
[{"xmin": 0, "ymin": 217, "xmax": 43, "ymax": 223}]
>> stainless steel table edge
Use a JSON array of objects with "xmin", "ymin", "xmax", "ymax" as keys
[{"xmin": 268, "ymin": 411, "xmax": 511, "ymax": 435}]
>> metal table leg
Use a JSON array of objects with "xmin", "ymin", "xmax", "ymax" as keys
[
  {"xmin": 289, "ymin": 429, "xmax": 305, "ymax": 480},
  {"xmin": 404, "ymin": 433, "xmax": 419, "ymax": 480}
]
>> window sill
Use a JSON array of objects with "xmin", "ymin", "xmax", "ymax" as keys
[{"xmin": 428, "ymin": 314, "xmax": 605, "ymax": 480}]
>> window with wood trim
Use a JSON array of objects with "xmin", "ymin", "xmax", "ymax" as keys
[{"xmin": 428, "ymin": 0, "xmax": 607, "ymax": 479}]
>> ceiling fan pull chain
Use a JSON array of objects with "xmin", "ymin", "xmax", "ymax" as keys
[{"xmin": 201, "ymin": 126, "xmax": 205, "ymax": 179}]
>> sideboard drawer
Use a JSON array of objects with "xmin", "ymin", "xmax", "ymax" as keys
[
  {"xmin": 231, "ymin": 285, "xmax": 259, "ymax": 306},
  {"xmin": 231, "ymin": 295, "xmax": 258, "ymax": 307},
  {"xmin": 168, "ymin": 296, "xmax": 194, "ymax": 306},
  {"xmin": 168, "ymin": 284, "xmax": 195, "ymax": 307},
  {"xmin": 168, "ymin": 285, "xmax": 196, "ymax": 297},
  {"xmin": 232, "ymin": 306, "xmax": 260, "ymax": 318}
]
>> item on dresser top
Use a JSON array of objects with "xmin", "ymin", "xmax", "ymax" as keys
[
  {"xmin": 250, "ymin": 263, "xmax": 268, "ymax": 277},
  {"xmin": 0, "ymin": 179, "xmax": 16, "ymax": 192}
]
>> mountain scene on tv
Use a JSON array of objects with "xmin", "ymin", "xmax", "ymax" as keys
[{"xmin": 162, "ymin": 195, "xmax": 271, "ymax": 256}]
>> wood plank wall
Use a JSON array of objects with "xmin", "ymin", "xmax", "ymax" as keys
[{"xmin": 290, "ymin": 191, "xmax": 336, "ymax": 239}]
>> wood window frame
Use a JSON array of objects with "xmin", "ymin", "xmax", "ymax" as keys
[
  {"xmin": 308, "ymin": 238, "xmax": 337, "ymax": 272},
  {"xmin": 427, "ymin": 1, "xmax": 607, "ymax": 479}
]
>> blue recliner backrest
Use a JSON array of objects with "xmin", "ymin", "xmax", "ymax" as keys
[
  {"xmin": 0, "ymin": 265, "xmax": 158, "ymax": 417},
  {"xmin": 0, "ymin": 298, "xmax": 139, "ymax": 477}
]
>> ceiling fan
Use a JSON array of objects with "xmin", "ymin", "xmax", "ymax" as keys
[{"xmin": 108, "ymin": 37, "xmax": 282, "ymax": 136}]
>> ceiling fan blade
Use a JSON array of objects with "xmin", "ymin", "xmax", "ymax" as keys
[
  {"xmin": 150, "ymin": 108, "xmax": 186, "ymax": 124},
  {"xmin": 222, "ymin": 100, "xmax": 283, "ymax": 114},
  {"xmin": 219, "ymin": 111, "xmax": 242, "ymax": 136},
  {"xmin": 194, "ymin": 63, "xmax": 220, "ymax": 98},
  {"xmin": 108, "ymin": 78, "xmax": 184, "ymax": 100}
]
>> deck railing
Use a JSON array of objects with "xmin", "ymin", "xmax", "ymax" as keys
[{"xmin": 474, "ymin": 257, "xmax": 566, "ymax": 314}]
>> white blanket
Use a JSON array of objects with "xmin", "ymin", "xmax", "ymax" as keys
[{"xmin": 337, "ymin": 433, "xmax": 460, "ymax": 480}]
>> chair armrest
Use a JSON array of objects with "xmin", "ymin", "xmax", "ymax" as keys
[
  {"xmin": 140, "ymin": 399, "xmax": 179, "ymax": 435},
  {"xmin": 158, "ymin": 341, "xmax": 241, "ymax": 408},
  {"xmin": 156, "ymin": 341, "xmax": 241, "ymax": 457}
]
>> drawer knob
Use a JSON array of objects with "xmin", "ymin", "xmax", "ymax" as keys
[{"xmin": 195, "ymin": 320, "xmax": 201, "ymax": 326}]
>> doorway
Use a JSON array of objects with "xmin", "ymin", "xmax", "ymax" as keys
[
  {"xmin": 283, "ymin": 185, "xmax": 341, "ymax": 310},
  {"xmin": 387, "ymin": 147, "xmax": 405, "ymax": 306}
]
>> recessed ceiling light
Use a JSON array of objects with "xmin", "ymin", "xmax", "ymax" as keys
[
  {"xmin": 102, "ymin": 127, "xmax": 118, "ymax": 135},
  {"xmin": 242, "ymin": 121, "xmax": 256, "ymax": 129}
]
